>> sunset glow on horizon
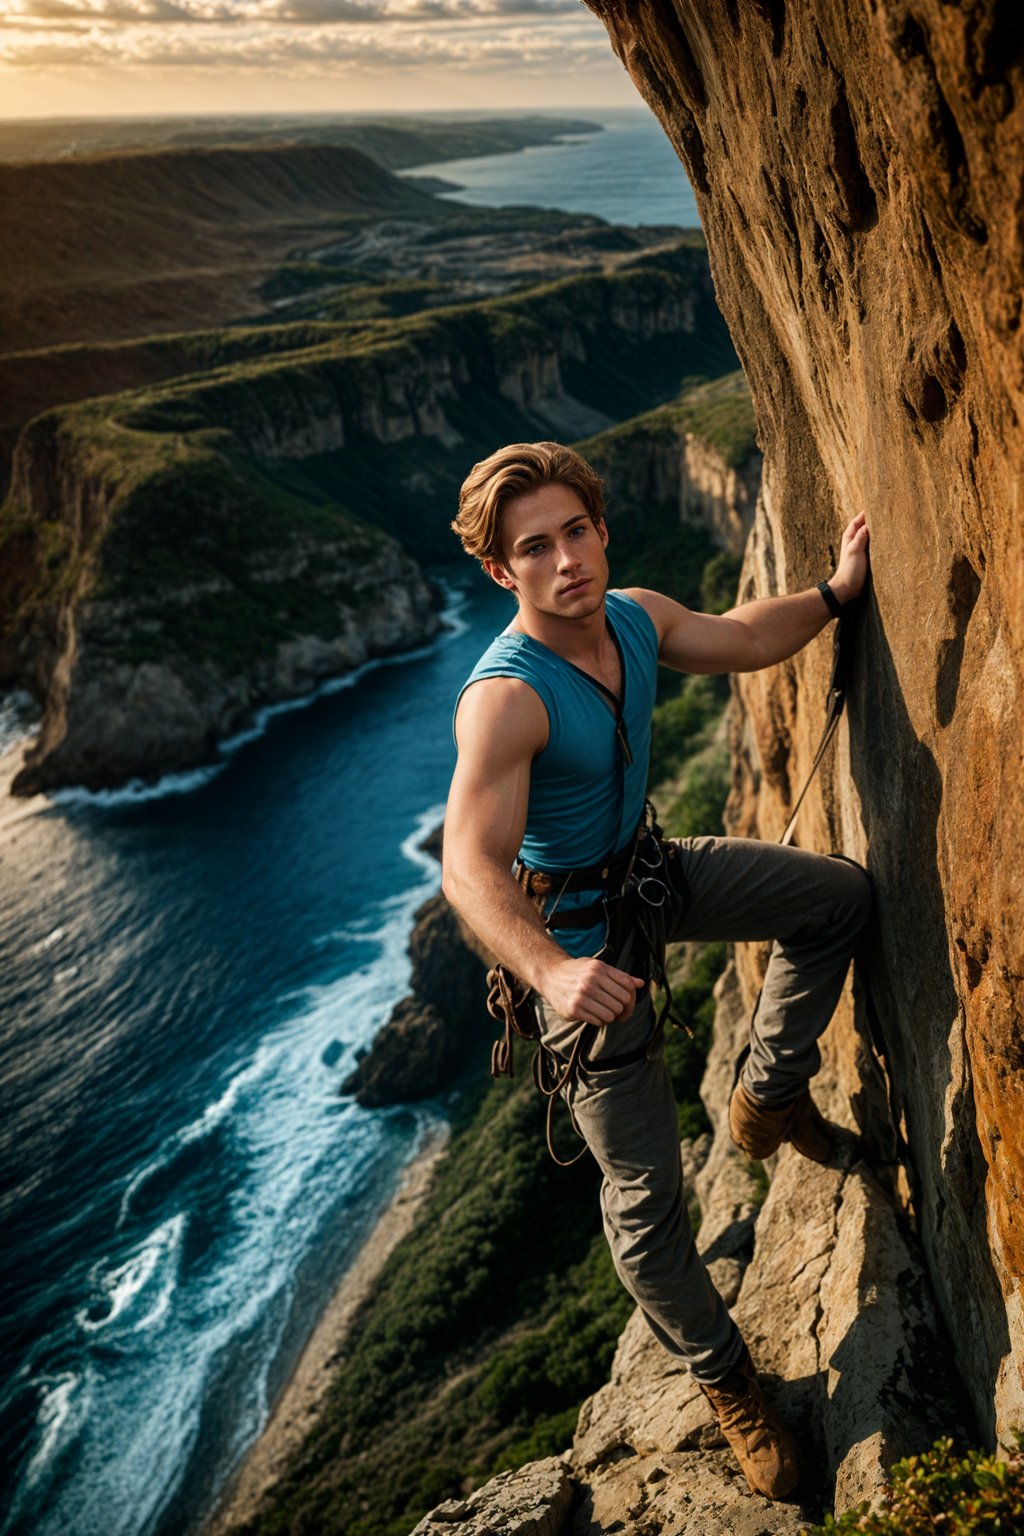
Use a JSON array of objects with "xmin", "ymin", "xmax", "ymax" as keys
[{"xmin": 0, "ymin": 0, "xmax": 636, "ymax": 120}]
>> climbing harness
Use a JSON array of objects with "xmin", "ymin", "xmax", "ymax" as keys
[
  {"xmin": 487, "ymin": 799, "xmax": 692, "ymax": 1166},
  {"xmin": 483, "ymin": 611, "xmax": 694, "ymax": 1162}
]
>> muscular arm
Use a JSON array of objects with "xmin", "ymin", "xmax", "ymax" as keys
[
  {"xmin": 628, "ymin": 512, "xmax": 870, "ymax": 675},
  {"xmin": 442, "ymin": 677, "xmax": 644, "ymax": 1026}
]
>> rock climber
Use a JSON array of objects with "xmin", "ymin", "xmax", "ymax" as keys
[{"xmin": 441, "ymin": 439, "xmax": 872, "ymax": 1500}]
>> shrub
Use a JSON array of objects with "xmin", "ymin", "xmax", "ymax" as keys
[
  {"xmin": 647, "ymin": 673, "xmax": 728, "ymax": 790},
  {"xmin": 661, "ymin": 739, "xmax": 730, "ymax": 840},
  {"xmin": 804, "ymin": 1436, "xmax": 1024, "ymax": 1535},
  {"xmin": 701, "ymin": 550, "xmax": 743, "ymax": 614}
]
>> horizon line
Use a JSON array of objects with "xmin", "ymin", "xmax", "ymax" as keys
[{"xmin": 0, "ymin": 105, "xmax": 649, "ymax": 126}]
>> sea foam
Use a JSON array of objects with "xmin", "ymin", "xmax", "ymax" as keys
[{"xmin": 77, "ymin": 1214, "xmax": 185, "ymax": 1335}]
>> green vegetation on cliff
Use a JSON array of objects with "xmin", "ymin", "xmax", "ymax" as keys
[
  {"xmin": 1, "ymin": 249, "xmax": 739, "ymax": 688},
  {"xmin": 808, "ymin": 1436, "xmax": 1024, "ymax": 1535},
  {"xmin": 580, "ymin": 368, "xmax": 758, "ymax": 476}
]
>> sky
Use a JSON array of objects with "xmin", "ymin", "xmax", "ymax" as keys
[{"xmin": 0, "ymin": 0, "xmax": 638, "ymax": 118}]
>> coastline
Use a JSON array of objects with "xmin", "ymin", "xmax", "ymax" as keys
[
  {"xmin": 0, "ymin": 580, "xmax": 466, "ymax": 822},
  {"xmin": 205, "ymin": 1121, "xmax": 451, "ymax": 1536},
  {"xmin": 0, "ymin": 738, "xmax": 49, "ymax": 840}
]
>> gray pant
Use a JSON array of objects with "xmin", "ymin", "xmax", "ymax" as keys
[{"xmin": 533, "ymin": 835, "xmax": 872, "ymax": 1384}]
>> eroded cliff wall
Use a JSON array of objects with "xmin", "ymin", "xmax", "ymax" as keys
[
  {"xmin": 581, "ymin": 372, "xmax": 761, "ymax": 558},
  {"xmin": 1, "ymin": 249, "xmax": 735, "ymax": 795},
  {"xmin": 582, "ymin": 0, "xmax": 1024, "ymax": 1436}
]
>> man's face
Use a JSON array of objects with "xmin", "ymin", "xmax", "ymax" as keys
[{"xmin": 483, "ymin": 482, "xmax": 609, "ymax": 620}]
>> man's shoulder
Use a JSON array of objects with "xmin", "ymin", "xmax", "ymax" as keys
[
  {"xmin": 615, "ymin": 586, "xmax": 665, "ymax": 613},
  {"xmin": 468, "ymin": 625, "xmax": 521, "ymax": 662},
  {"xmin": 458, "ymin": 627, "xmax": 552, "ymax": 716},
  {"xmin": 611, "ymin": 587, "xmax": 672, "ymax": 645},
  {"xmin": 460, "ymin": 671, "xmax": 542, "ymax": 705},
  {"xmin": 454, "ymin": 672, "xmax": 549, "ymax": 754}
]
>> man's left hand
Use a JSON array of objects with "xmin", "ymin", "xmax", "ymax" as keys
[{"xmin": 828, "ymin": 513, "xmax": 870, "ymax": 605}]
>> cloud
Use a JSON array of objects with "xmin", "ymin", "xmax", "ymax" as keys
[
  {"xmin": 389, "ymin": 0, "xmax": 580, "ymax": 12},
  {"xmin": 5, "ymin": 0, "xmax": 201, "ymax": 19},
  {"xmin": 1, "ymin": 0, "xmax": 583, "ymax": 24},
  {"xmin": 0, "ymin": 11, "xmax": 611, "ymax": 73},
  {"xmin": 0, "ymin": 0, "xmax": 613, "ymax": 87}
]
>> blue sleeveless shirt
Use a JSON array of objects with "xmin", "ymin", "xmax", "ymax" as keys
[{"xmin": 454, "ymin": 590, "xmax": 659, "ymax": 956}]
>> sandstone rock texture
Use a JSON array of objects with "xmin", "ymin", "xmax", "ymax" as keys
[
  {"xmin": 584, "ymin": 0, "xmax": 1024, "ymax": 1442},
  {"xmin": 410, "ymin": 1457, "xmax": 574, "ymax": 1536}
]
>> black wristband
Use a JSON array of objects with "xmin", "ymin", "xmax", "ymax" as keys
[{"xmin": 816, "ymin": 579, "xmax": 844, "ymax": 619}]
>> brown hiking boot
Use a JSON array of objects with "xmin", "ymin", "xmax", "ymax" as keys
[
  {"xmin": 729, "ymin": 1079, "xmax": 835, "ymax": 1164},
  {"xmin": 700, "ymin": 1349, "xmax": 800, "ymax": 1500}
]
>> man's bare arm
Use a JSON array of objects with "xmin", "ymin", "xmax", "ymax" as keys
[
  {"xmin": 627, "ymin": 512, "xmax": 870, "ymax": 675},
  {"xmin": 442, "ymin": 677, "xmax": 644, "ymax": 1026}
]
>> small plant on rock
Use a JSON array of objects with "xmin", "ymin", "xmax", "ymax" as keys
[{"xmin": 805, "ymin": 1435, "xmax": 1024, "ymax": 1535}]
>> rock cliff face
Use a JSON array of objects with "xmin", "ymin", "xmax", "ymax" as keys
[
  {"xmin": 583, "ymin": 374, "xmax": 761, "ymax": 558},
  {"xmin": 114, "ymin": 253, "xmax": 725, "ymax": 480},
  {"xmin": 3, "ymin": 508, "xmax": 438, "ymax": 794},
  {"xmin": 676, "ymin": 435, "xmax": 757, "ymax": 557},
  {"xmin": 583, "ymin": 0, "xmax": 1024, "ymax": 1441}
]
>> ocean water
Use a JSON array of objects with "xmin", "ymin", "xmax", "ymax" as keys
[
  {"xmin": 407, "ymin": 107, "xmax": 701, "ymax": 230},
  {"xmin": 0, "ymin": 111, "xmax": 699, "ymax": 1536}
]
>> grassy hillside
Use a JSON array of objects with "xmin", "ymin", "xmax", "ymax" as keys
[
  {"xmin": 581, "ymin": 370, "xmax": 759, "ymax": 476},
  {"xmin": 0, "ymin": 144, "xmax": 446, "ymax": 355},
  {"xmin": 0, "ymin": 120, "xmax": 614, "ymax": 361},
  {"xmin": 0, "ymin": 231, "xmax": 711, "ymax": 463},
  {"xmin": 0, "ymin": 141, "xmax": 692, "ymax": 486}
]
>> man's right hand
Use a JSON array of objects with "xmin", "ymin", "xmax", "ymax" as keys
[{"xmin": 538, "ymin": 956, "xmax": 647, "ymax": 1026}]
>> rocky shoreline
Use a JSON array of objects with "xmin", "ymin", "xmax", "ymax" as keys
[{"xmin": 3, "ymin": 525, "xmax": 443, "ymax": 797}]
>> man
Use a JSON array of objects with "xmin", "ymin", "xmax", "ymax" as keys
[{"xmin": 442, "ymin": 440, "xmax": 871, "ymax": 1501}]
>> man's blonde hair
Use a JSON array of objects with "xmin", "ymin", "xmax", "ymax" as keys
[{"xmin": 452, "ymin": 441, "xmax": 606, "ymax": 566}]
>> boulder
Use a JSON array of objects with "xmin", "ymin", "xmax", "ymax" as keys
[{"xmin": 411, "ymin": 1456, "xmax": 574, "ymax": 1536}]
